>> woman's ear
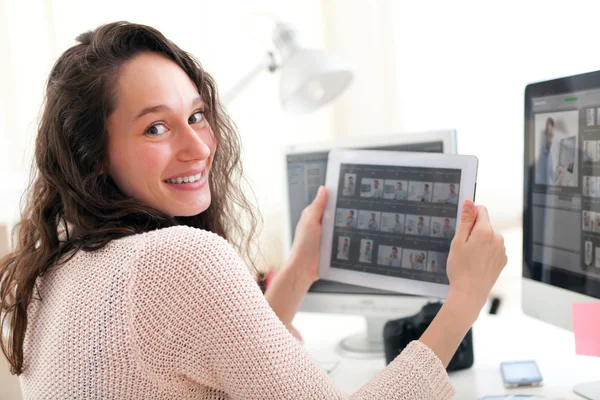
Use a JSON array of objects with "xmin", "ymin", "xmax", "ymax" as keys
[{"xmin": 97, "ymin": 161, "xmax": 108, "ymax": 176}]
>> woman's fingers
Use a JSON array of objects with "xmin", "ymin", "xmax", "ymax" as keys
[{"xmin": 454, "ymin": 200, "xmax": 478, "ymax": 243}]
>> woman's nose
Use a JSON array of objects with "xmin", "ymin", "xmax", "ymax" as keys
[{"xmin": 178, "ymin": 125, "xmax": 212, "ymax": 161}]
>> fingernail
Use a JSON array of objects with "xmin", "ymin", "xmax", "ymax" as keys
[
  {"xmin": 463, "ymin": 199, "xmax": 475, "ymax": 212},
  {"xmin": 318, "ymin": 186, "xmax": 324, "ymax": 195}
]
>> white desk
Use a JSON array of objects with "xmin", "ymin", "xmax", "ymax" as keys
[
  {"xmin": 293, "ymin": 310, "xmax": 600, "ymax": 399},
  {"xmin": 292, "ymin": 225, "xmax": 599, "ymax": 398}
]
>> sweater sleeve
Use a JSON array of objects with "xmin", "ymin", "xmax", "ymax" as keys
[{"xmin": 127, "ymin": 226, "xmax": 454, "ymax": 399}]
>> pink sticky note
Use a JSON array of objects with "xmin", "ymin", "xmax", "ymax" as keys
[{"xmin": 572, "ymin": 302, "xmax": 600, "ymax": 357}]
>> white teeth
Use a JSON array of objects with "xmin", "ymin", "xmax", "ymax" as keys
[{"xmin": 166, "ymin": 172, "xmax": 203, "ymax": 184}]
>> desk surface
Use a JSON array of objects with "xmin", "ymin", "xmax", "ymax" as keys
[
  {"xmin": 293, "ymin": 225, "xmax": 599, "ymax": 398},
  {"xmin": 293, "ymin": 310, "xmax": 600, "ymax": 399}
]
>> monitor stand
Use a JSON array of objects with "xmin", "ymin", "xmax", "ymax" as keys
[
  {"xmin": 336, "ymin": 316, "xmax": 388, "ymax": 359},
  {"xmin": 575, "ymin": 381, "xmax": 600, "ymax": 400}
]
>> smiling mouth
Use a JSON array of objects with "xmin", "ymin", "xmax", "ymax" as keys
[{"xmin": 164, "ymin": 170, "xmax": 205, "ymax": 184}]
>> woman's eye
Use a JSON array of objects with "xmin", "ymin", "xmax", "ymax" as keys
[
  {"xmin": 188, "ymin": 111, "xmax": 204, "ymax": 124},
  {"xmin": 146, "ymin": 123, "xmax": 168, "ymax": 136}
]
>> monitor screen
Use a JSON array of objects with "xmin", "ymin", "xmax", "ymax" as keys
[
  {"xmin": 524, "ymin": 71, "xmax": 600, "ymax": 300},
  {"xmin": 286, "ymin": 140, "xmax": 445, "ymax": 295}
]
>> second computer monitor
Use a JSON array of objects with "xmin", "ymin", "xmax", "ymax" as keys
[{"xmin": 523, "ymin": 71, "xmax": 600, "ymax": 331}]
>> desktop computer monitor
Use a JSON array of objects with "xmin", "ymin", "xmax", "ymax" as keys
[
  {"xmin": 283, "ymin": 130, "xmax": 457, "ymax": 357},
  {"xmin": 524, "ymin": 70, "xmax": 600, "ymax": 399}
]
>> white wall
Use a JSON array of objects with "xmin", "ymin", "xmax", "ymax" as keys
[
  {"xmin": 325, "ymin": 0, "xmax": 600, "ymax": 224},
  {"xmin": 7, "ymin": 0, "xmax": 600, "ymax": 269},
  {"xmin": 0, "ymin": 0, "xmax": 335, "ymax": 270},
  {"xmin": 0, "ymin": 1, "xmax": 56, "ymax": 227}
]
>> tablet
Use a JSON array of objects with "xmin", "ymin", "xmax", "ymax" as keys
[{"xmin": 319, "ymin": 149, "xmax": 478, "ymax": 298}]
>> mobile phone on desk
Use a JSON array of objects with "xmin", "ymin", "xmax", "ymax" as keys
[{"xmin": 500, "ymin": 360, "xmax": 543, "ymax": 388}]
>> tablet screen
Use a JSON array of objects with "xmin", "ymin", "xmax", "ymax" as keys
[{"xmin": 330, "ymin": 163, "xmax": 461, "ymax": 284}]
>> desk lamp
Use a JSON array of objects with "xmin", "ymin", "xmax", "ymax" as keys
[{"xmin": 222, "ymin": 21, "xmax": 353, "ymax": 113}]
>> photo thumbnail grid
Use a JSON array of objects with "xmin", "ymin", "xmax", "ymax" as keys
[{"xmin": 331, "ymin": 164, "xmax": 462, "ymax": 283}]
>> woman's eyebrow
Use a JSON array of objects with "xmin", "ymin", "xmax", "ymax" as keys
[
  {"xmin": 133, "ymin": 104, "xmax": 169, "ymax": 121},
  {"xmin": 132, "ymin": 97, "xmax": 204, "ymax": 122}
]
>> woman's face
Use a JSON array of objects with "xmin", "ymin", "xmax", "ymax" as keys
[{"xmin": 107, "ymin": 52, "xmax": 216, "ymax": 217}]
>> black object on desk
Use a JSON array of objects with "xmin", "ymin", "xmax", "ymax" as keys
[{"xmin": 382, "ymin": 302, "xmax": 474, "ymax": 372}]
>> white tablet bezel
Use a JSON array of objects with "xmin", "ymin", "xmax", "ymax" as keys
[{"xmin": 319, "ymin": 149, "xmax": 479, "ymax": 298}]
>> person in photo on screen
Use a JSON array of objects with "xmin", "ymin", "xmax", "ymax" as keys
[
  {"xmin": 585, "ymin": 242, "xmax": 593, "ymax": 266},
  {"xmin": 536, "ymin": 117, "xmax": 563, "ymax": 185},
  {"xmin": 345, "ymin": 210, "xmax": 355, "ymax": 228},
  {"xmin": 363, "ymin": 241, "xmax": 373, "ymax": 262},
  {"xmin": 417, "ymin": 183, "xmax": 431, "ymax": 202},
  {"xmin": 0, "ymin": 22, "xmax": 510, "ymax": 399},
  {"xmin": 372, "ymin": 179, "xmax": 383, "ymax": 198},
  {"xmin": 430, "ymin": 260, "xmax": 437, "ymax": 272},
  {"xmin": 389, "ymin": 214, "xmax": 404, "ymax": 233},
  {"xmin": 584, "ymin": 141, "xmax": 592, "ymax": 162},
  {"xmin": 394, "ymin": 181, "xmax": 407, "ymax": 200},
  {"xmin": 417, "ymin": 216, "xmax": 428, "ymax": 236},
  {"xmin": 343, "ymin": 176, "xmax": 355, "ymax": 196},
  {"xmin": 367, "ymin": 212, "xmax": 379, "ymax": 230},
  {"xmin": 583, "ymin": 211, "xmax": 592, "ymax": 231},
  {"xmin": 410, "ymin": 252, "xmax": 426, "ymax": 271},
  {"xmin": 443, "ymin": 218, "xmax": 455, "ymax": 239},
  {"xmin": 341, "ymin": 238, "xmax": 349, "ymax": 259},
  {"xmin": 385, "ymin": 247, "xmax": 400, "ymax": 267},
  {"xmin": 587, "ymin": 108, "xmax": 595, "ymax": 126},
  {"xmin": 440, "ymin": 184, "xmax": 458, "ymax": 204},
  {"xmin": 585, "ymin": 176, "xmax": 591, "ymax": 196}
]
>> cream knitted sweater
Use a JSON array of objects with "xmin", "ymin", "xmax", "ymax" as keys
[{"xmin": 21, "ymin": 226, "xmax": 454, "ymax": 399}]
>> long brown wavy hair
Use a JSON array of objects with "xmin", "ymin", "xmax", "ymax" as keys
[{"xmin": 0, "ymin": 21, "xmax": 259, "ymax": 375}]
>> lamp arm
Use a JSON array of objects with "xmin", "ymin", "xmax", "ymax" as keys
[{"xmin": 221, "ymin": 52, "xmax": 278, "ymax": 105}]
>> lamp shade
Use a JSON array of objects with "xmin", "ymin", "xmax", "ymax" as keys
[{"xmin": 279, "ymin": 48, "xmax": 353, "ymax": 114}]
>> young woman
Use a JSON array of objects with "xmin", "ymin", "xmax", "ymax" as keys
[{"xmin": 0, "ymin": 22, "xmax": 507, "ymax": 399}]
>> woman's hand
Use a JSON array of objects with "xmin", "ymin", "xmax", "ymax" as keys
[
  {"xmin": 446, "ymin": 199, "xmax": 508, "ymax": 313},
  {"xmin": 264, "ymin": 187, "xmax": 327, "ymax": 329},
  {"xmin": 287, "ymin": 186, "xmax": 328, "ymax": 283},
  {"xmin": 419, "ymin": 199, "xmax": 508, "ymax": 367}
]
